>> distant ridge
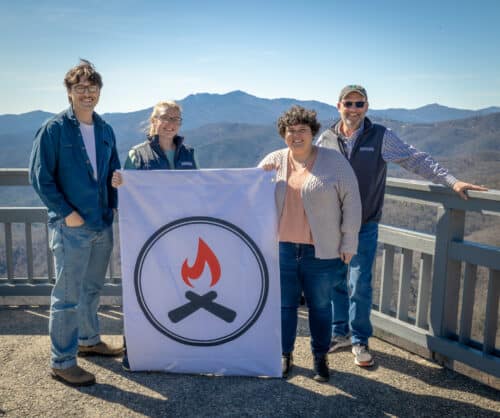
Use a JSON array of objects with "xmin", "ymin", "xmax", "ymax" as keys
[
  {"xmin": 371, "ymin": 103, "xmax": 500, "ymax": 123},
  {"xmin": 0, "ymin": 110, "xmax": 53, "ymax": 136},
  {"xmin": 2, "ymin": 91, "xmax": 499, "ymax": 136},
  {"xmin": 178, "ymin": 90, "xmax": 336, "ymax": 129}
]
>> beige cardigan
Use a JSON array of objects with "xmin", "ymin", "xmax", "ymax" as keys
[{"xmin": 259, "ymin": 147, "xmax": 361, "ymax": 259}]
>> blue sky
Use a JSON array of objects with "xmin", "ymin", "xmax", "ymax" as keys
[{"xmin": 1, "ymin": 0, "xmax": 499, "ymax": 114}]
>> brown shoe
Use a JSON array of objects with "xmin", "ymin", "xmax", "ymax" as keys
[
  {"xmin": 78, "ymin": 341, "xmax": 124, "ymax": 357},
  {"xmin": 51, "ymin": 366, "xmax": 96, "ymax": 386}
]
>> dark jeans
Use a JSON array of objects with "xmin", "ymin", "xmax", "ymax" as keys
[{"xmin": 280, "ymin": 242, "xmax": 345, "ymax": 357}]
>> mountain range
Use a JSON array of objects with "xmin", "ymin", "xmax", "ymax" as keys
[
  {"xmin": 1, "ymin": 90, "xmax": 499, "ymax": 251},
  {"xmin": 2, "ymin": 90, "xmax": 500, "ymax": 135},
  {"xmin": 0, "ymin": 90, "xmax": 499, "ymax": 186}
]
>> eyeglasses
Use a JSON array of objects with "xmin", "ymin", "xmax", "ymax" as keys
[
  {"xmin": 156, "ymin": 116, "xmax": 182, "ymax": 124},
  {"xmin": 342, "ymin": 101, "xmax": 366, "ymax": 109},
  {"xmin": 286, "ymin": 127, "xmax": 310, "ymax": 135},
  {"xmin": 72, "ymin": 84, "xmax": 99, "ymax": 94}
]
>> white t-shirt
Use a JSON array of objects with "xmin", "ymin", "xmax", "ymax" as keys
[{"xmin": 79, "ymin": 123, "xmax": 97, "ymax": 179}]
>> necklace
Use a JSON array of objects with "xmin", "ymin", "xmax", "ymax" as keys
[{"xmin": 289, "ymin": 148, "xmax": 316, "ymax": 170}]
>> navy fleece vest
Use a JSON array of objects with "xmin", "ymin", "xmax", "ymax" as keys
[
  {"xmin": 326, "ymin": 118, "xmax": 387, "ymax": 224},
  {"xmin": 130, "ymin": 135, "xmax": 197, "ymax": 170}
]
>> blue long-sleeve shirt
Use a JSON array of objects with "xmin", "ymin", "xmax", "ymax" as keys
[{"xmin": 29, "ymin": 107, "xmax": 121, "ymax": 230}]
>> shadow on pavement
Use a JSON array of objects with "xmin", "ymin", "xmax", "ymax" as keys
[
  {"xmin": 1, "ymin": 306, "xmax": 498, "ymax": 417},
  {"xmin": 80, "ymin": 354, "xmax": 499, "ymax": 418},
  {"xmin": 370, "ymin": 348, "xmax": 499, "ymax": 401},
  {"xmin": 0, "ymin": 305, "xmax": 123, "ymax": 335}
]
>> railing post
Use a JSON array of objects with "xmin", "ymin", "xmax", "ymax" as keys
[
  {"xmin": 484, "ymin": 269, "xmax": 499, "ymax": 354},
  {"xmin": 379, "ymin": 244, "xmax": 395, "ymax": 314},
  {"xmin": 416, "ymin": 253, "xmax": 433, "ymax": 329},
  {"xmin": 430, "ymin": 206, "xmax": 465, "ymax": 338}
]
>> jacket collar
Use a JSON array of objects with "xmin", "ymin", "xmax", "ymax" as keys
[
  {"xmin": 64, "ymin": 106, "xmax": 105, "ymax": 127},
  {"xmin": 332, "ymin": 116, "xmax": 373, "ymax": 139},
  {"xmin": 148, "ymin": 134, "xmax": 184, "ymax": 148}
]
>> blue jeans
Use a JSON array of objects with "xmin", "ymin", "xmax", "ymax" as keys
[
  {"xmin": 280, "ymin": 242, "xmax": 345, "ymax": 357},
  {"xmin": 49, "ymin": 222, "xmax": 113, "ymax": 369},
  {"xmin": 331, "ymin": 222, "xmax": 379, "ymax": 346}
]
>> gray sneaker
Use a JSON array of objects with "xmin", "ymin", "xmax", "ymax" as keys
[
  {"xmin": 352, "ymin": 344, "xmax": 374, "ymax": 367},
  {"xmin": 328, "ymin": 335, "xmax": 351, "ymax": 353}
]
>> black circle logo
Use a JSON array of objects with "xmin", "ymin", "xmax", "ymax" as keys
[{"xmin": 134, "ymin": 216, "xmax": 269, "ymax": 346}]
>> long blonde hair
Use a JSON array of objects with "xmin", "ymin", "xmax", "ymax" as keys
[{"xmin": 148, "ymin": 101, "xmax": 182, "ymax": 136}]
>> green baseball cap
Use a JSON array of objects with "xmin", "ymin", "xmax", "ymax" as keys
[{"xmin": 338, "ymin": 85, "xmax": 368, "ymax": 101}]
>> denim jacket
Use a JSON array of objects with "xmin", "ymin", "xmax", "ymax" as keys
[{"xmin": 29, "ymin": 107, "xmax": 121, "ymax": 230}]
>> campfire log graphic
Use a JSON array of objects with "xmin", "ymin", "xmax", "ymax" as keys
[{"xmin": 168, "ymin": 238, "xmax": 237, "ymax": 323}]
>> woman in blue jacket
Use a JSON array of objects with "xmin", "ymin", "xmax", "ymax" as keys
[
  {"xmin": 112, "ymin": 100, "xmax": 199, "ymax": 369},
  {"xmin": 124, "ymin": 100, "xmax": 198, "ymax": 170}
]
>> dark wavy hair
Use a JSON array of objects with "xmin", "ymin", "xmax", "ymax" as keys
[
  {"xmin": 64, "ymin": 59, "xmax": 102, "ymax": 103},
  {"xmin": 277, "ymin": 105, "xmax": 321, "ymax": 138}
]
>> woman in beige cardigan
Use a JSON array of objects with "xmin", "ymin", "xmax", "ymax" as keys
[{"xmin": 259, "ymin": 105, "xmax": 361, "ymax": 382}]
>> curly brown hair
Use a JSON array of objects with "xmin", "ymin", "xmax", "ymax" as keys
[
  {"xmin": 64, "ymin": 59, "xmax": 103, "ymax": 103},
  {"xmin": 277, "ymin": 105, "xmax": 321, "ymax": 138}
]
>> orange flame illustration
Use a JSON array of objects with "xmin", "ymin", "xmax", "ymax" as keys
[{"xmin": 181, "ymin": 238, "xmax": 221, "ymax": 288}]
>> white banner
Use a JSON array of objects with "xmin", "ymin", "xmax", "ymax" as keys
[{"xmin": 118, "ymin": 168, "xmax": 281, "ymax": 377}]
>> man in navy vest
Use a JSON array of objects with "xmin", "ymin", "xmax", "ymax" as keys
[
  {"xmin": 316, "ymin": 85, "xmax": 487, "ymax": 367},
  {"xmin": 29, "ymin": 60, "xmax": 123, "ymax": 386}
]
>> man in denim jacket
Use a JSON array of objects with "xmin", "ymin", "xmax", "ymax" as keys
[{"xmin": 29, "ymin": 60, "xmax": 122, "ymax": 386}]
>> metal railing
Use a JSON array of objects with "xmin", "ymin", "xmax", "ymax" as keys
[
  {"xmin": 1, "ymin": 169, "xmax": 499, "ymax": 379},
  {"xmin": 0, "ymin": 169, "xmax": 121, "ymax": 296},
  {"xmin": 374, "ymin": 179, "xmax": 500, "ymax": 378}
]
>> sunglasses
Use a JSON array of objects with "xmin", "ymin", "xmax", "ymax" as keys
[{"xmin": 342, "ymin": 101, "xmax": 366, "ymax": 108}]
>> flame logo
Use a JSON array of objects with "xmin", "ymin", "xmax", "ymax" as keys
[{"xmin": 181, "ymin": 238, "xmax": 221, "ymax": 288}]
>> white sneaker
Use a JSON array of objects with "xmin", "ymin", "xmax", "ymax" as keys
[
  {"xmin": 328, "ymin": 335, "xmax": 351, "ymax": 353},
  {"xmin": 352, "ymin": 344, "xmax": 374, "ymax": 367}
]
